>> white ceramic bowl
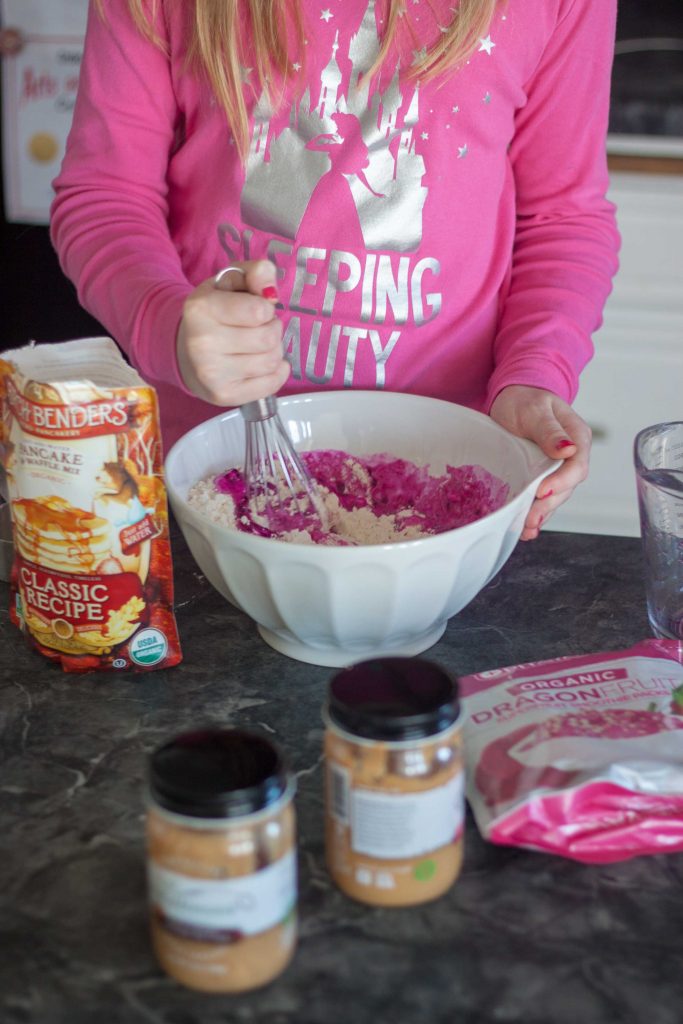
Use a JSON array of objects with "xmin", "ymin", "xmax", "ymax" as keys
[{"xmin": 165, "ymin": 391, "xmax": 557, "ymax": 667}]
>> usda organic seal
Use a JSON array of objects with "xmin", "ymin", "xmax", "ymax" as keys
[{"xmin": 130, "ymin": 628, "xmax": 168, "ymax": 667}]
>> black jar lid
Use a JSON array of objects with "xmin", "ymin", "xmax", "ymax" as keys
[
  {"xmin": 148, "ymin": 728, "xmax": 291, "ymax": 820},
  {"xmin": 326, "ymin": 658, "xmax": 460, "ymax": 742}
]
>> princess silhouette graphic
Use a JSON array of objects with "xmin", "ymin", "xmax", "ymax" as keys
[{"xmin": 296, "ymin": 112, "xmax": 385, "ymax": 252}]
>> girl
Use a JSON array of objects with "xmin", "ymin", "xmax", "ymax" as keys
[{"xmin": 50, "ymin": 0, "xmax": 620, "ymax": 540}]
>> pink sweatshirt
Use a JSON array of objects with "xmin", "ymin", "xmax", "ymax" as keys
[{"xmin": 51, "ymin": 0, "xmax": 619, "ymax": 452}]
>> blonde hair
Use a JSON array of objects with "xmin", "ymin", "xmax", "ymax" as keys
[{"xmin": 116, "ymin": 0, "xmax": 497, "ymax": 157}]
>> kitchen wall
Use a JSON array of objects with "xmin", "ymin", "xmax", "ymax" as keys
[
  {"xmin": 0, "ymin": 0, "xmax": 100, "ymax": 351},
  {"xmin": 609, "ymin": 0, "xmax": 683, "ymax": 153},
  {"xmin": 0, "ymin": 82, "xmax": 103, "ymax": 352},
  {"xmin": 0, "ymin": 221, "xmax": 103, "ymax": 353}
]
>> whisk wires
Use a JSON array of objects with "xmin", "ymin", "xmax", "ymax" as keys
[{"xmin": 242, "ymin": 397, "xmax": 328, "ymax": 533}]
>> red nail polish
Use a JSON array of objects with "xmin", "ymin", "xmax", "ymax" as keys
[
  {"xmin": 262, "ymin": 285, "xmax": 278, "ymax": 301},
  {"xmin": 540, "ymin": 488, "xmax": 554, "ymax": 500},
  {"xmin": 556, "ymin": 439, "xmax": 574, "ymax": 450}
]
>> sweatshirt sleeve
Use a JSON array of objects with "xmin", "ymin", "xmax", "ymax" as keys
[
  {"xmin": 50, "ymin": 0, "xmax": 192, "ymax": 392},
  {"xmin": 485, "ymin": 0, "xmax": 620, "ymax": 409}
]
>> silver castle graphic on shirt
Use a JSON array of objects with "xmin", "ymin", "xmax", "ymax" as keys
[{"xmin": 240, "ymin": 0, "xmax": 428, "ymax": 253}]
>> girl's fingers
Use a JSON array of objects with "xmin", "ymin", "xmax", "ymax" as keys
[
  {"xmin": 214, "ymin": 260, "xmax": 279, "ymax": 302},
  {"xmin": 524, "ymin": 404, "xmax": 591, "ymax": 502},
  {"xmin": 202, "ymin": 361, "xmax": 292, "ymax": 408},
  {"xmin": 203, "ymin": 286, "xmax": 278, "ymax": 329},
  {"xmin": 522, "ymin": 446, "xmax": 590, "ymax": 539},
  {"xmin": 490, "ymin": 389, "xmax": 593, "ymax": 541},
  {"xmin": 176, "ymin": 262, "xmax": 285, "ymax": 404},
  {"xmin": 198, "ymin": 319, "xmax": 281, "ymax": 353},
  {"xmin": 186, "ymin": 334, "xmax": 289, "ymax": 397},
  {"xmin": 534, "ymin": 449, "xmax": 589, "ymax": 501},
  {"xmin": 186, "ymin": 262, "xmax": 279, "ymax": 329}
]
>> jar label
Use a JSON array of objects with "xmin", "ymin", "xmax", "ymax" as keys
[
  {"xmin": 332, "ymin": 767, "xmax": 465, "ymax": 859},
  {"xmin": 148, "ymin": 849, "xmax": 297, "ymax": 943}
]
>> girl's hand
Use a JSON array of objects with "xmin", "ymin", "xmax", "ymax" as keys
[
  {"xmin": 176, "ymin": 259, "xmax": 290, "ymax": 407},
  {"xmin": 489, "ymin": 384, "xmax": 591, "ymax": 541}
]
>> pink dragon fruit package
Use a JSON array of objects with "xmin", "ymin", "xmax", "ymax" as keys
[{"xmin": 461, "ymin": 639, "xmax": 683, "ymax": 863}]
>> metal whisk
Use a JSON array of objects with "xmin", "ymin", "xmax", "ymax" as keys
[
  {"xmin": 241, "ymin": 396, "xmax": 328, "ymax": 532},
  {"xmin": 213, "ymin": 265, "xmax": 327, "ymax": 532}
]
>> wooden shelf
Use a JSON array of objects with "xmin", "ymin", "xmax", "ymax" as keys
[{"xmin": 608, "ymin": 154, "xmax": 683, "ymax": 175}]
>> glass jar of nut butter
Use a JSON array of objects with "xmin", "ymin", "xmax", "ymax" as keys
[
  {"xmin": 146, "ymin": 728, "xmax": 297, "ymax": 993},
  {"xmin": 324, "ymin": 658, "xmax": 464, "ymax": 907}
]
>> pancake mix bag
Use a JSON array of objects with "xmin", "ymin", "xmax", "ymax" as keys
[
  {"xmin": 0, "ymin": 338, "xmax": 182, "ymax": 673},
  {"xmin": 461, "ymin": 639, "xmax": 683, "ymax": 863}
]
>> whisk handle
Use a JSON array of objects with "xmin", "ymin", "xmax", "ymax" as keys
[{"xmin": 241, "ymin": 396, "xmax": 278, "ymax": 422}]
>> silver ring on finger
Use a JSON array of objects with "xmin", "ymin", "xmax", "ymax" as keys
[{"xmin": 214, "ymin": 265, "xmax": 246, "ymax": 286}]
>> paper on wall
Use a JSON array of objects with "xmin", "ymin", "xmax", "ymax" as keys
[{"xmin": 1, "ymin": 0, "xmax": 88, "ymax": 224}]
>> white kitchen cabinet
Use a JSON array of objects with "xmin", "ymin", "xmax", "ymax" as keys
[{"xmin": 548, "ymin": 170, "xmax": 683, "ymax": 537}]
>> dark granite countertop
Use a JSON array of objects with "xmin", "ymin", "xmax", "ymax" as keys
[{"xmin": 1, "ymin": 526, "xmax": 682, "ymax": 1024}]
